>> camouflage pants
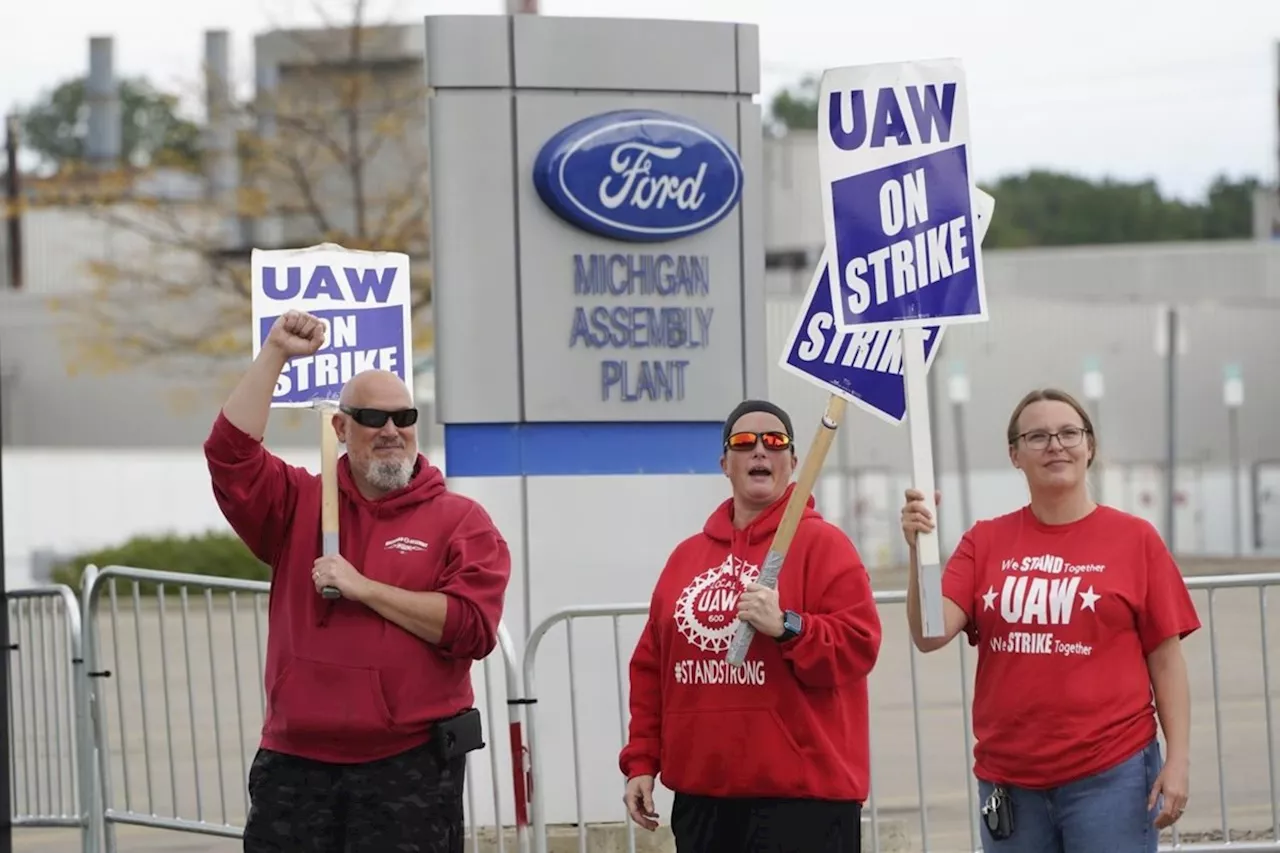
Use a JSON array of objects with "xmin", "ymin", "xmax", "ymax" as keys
[{"xmin": 242, "ymin": 741, "xmax": 465, "ymax": 853}]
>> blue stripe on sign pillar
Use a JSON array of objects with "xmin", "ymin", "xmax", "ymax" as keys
[{"xmin": 442, "ymin": 422, "xmax": 727, "ymax": 477}]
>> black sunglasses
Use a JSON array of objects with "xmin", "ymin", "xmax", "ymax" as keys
[{"xmin": 340, "ymin": 406, "xmax": 419, "ymax": 429}]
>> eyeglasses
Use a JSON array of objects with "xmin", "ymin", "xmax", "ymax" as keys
[
  {"xmin": 1016, "ymin": 426, "xmax": 1089, "ymax": 451},
  {"xmin": 341, "ymin": 406, "xmax": 419, "ymax": 429},
  {"xmin": 725, "ymin": 431, "xmax": 793, "ymax": 452}
]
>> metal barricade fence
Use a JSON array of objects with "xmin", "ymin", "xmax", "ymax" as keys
[
  {"xmin": 79, "ymin": 563, "xmax": 272, "ymax": 851},
  {"xmin": 8, "ymin": 566, "xmax": 1279, "ymax": 853},
  {"xmin": 5, "ymin": 563, "xmax": 527, "ymax": 853},
  {"xmin": 7, "ymin": 585, "xmax": 92, "ymax": 843},
  {"xmin": 518, "ymin": 573, "xmax": 1280, "ymax": 853}
]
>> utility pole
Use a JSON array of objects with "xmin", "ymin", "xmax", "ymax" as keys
[
  {"xmin": 948, "ymin": 362, "xmax": 973, "ymax": 530},
  {"xmin": 0, "ymin": 112, "xmax": 14, "ymax": 853},
  {"xmin": 1162, "ymin": 305, "xmax": 1179, "ymax": 549},
  {"xmin": 1224, "ymin": 365, "xmax": 1245, "ymax": 557},
  {"xmin": 5, "ymin": 115, "xmax": 20, "ymax": 291},
  {"xmin": 1082, "ymin": 357, "xmax": 1104, "ymax": 503}
]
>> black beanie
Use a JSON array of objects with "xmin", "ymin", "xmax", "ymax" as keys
[{"xmin": 722, "ymin": 399, "xmax": 795, "ymax": 445}]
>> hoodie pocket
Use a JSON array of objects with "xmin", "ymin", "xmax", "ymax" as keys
[
  {"xmin": 658, "ymin": 707, "xmax": 808, "ymax": 796},
  {"xmin": 265, "ymin": 657, "xmax": 395, "ymax": 740}
]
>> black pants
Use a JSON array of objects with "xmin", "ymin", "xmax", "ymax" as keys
[
  {"xmin": 242, "ymin": 742, "xmax": 465, "ymax": 853},
  {"xmin": 671, "ymin": 792, "xmax": 862, "ymax": 853}
]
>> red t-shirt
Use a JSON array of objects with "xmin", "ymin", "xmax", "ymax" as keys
[{"xmin": 941, "ymin": 504, "xmax": 1201, "ymax": 788}]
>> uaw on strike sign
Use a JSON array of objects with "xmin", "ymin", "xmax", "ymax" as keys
[
  {"xmin": 778, "ymin": 58, "xmax": 993, "ymax": 426},
  {"xmin": 816, "ymin": 58, "xmax": 989, "ymax": 337},
  {"xmin": 771, "ymin": 57, "xmax": 993, "ymax": 642},
  {"xmin": 251, "ymin": 244, "xmax": 414, "ymax": 406}
]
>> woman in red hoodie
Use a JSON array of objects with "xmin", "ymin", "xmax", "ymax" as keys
[{"xmin": 619, "ymin": 399, "xmax": 883, "ymax": 853}]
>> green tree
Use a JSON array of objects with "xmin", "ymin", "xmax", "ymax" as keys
[
  {"xmin": 978, "ymin": 171, "xmax": 1258, "ymax": 248},
  {"xmin": 768, "ymin": 75, "xmax": 820, "ymax": 134},
  {"xmin": 21, "ymin": 76, "xmax": 202, "ymax": 171},
  {"xmin": 1201, "ymin": 175, "xmax": 1262, "ymax": 239}
]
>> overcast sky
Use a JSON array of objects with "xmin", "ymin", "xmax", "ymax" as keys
[{"xmin": 2, "ymin": 0, "xmax": 1276, "ymax": 200}]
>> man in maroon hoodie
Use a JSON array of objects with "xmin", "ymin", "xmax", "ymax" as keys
[
  {"xmin": 204, "ymin": 309, "xmax": 511, "ymax": 853},
  {"xmin": 619, "ymin": 399, "xmax": 882, "ymax": 852}
]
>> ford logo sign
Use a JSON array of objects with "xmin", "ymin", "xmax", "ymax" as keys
[{"xmin": 532, "ymin": 109, "xmax": 744, "ymax": 243}]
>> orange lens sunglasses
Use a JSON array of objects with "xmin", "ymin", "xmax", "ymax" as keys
[{"xmin": 725, "ymin": 430, "xmax": 793, "ymax": 452}]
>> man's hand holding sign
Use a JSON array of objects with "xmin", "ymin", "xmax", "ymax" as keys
[{"xmin": 250, "ymin": 243, "xmax": 415, "ymax": 600}]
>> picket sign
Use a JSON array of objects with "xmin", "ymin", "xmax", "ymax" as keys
[
  {"xmin": 250, "ymin": 242, "xmax": 415, "ymax": 408},
  {"xmin": 250, "ymin": 242, "xmax": 416, "ymax": 599},
  {"xmin": 815, "ymin": 58, "xmax": 990, "ymax": 638},
  {"xmin": 728, "ymin": 59, "xmax": 994, "ymax": 662}
]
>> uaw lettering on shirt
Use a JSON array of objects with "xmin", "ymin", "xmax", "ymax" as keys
[
  {"xmin": 981, "ymin": 565, "xmax": 1103, "ymax": 659},
  {"xmin": 673, "ymin": 557, "xmax": 770, "ymax": 687},
  {"xmin": 826, "ymin": 83, "xmax": 972, "ymax": 318},
  {"xmin": 569, "ymin": 253, "xmax": 712, "ymax": 404}
]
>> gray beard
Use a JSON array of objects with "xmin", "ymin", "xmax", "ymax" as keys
[{"xmin": 366, "ymin": 457, "xmax": 415, "ymax": 492}]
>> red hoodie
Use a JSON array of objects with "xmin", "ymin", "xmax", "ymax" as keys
[
  {"xmin": 618, "ymin": 484, "xmax": 882, "ymax": 802},
  {"xmin": 203, "ymin": 411, "xmax": 511, "ymax": 764}
]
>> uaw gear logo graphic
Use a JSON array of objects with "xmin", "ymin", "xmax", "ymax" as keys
[{"xmin": 674, "ymin": 555, "xmax": 760, "ymax": 653}]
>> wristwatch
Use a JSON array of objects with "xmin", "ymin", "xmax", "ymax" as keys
[{"xmin": 778, "ymin": 610, "xmax": 803, "ymax": 643}]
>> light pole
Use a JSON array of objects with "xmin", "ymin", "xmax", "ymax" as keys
[
  {"xmin": 1082, "ymin": 357, "xmax": 1104, "ymax": 504},
  {"xmin": 0, "ymin": 111, "xmax": 16, "ymax": 853},
  {"xmin": 948, "ymin": 361, "xmax": 972, "ymax": 531},
  {"xmin": 1161, "ymin": 305, "xmax": 1180, "ymax": 548},
  {"xmin": 1224, "ymin": 364, "xmax": 1244, "ymax": 557}
]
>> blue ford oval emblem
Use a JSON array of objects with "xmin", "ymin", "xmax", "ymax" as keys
[{"xmin": 532, "ymin": 109, "xmax": 744, "ymax": 243}]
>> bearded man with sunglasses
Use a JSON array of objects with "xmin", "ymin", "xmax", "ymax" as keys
[
  {"xmin": 619, "ymin": 399, "xmax": 882, "ymax": 853},
  {"xmin": 203, "ymin": 309, "xmax": 511, "ymax": 853}
]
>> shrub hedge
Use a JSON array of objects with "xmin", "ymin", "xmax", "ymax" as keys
[{"xmin": 51, "ymin": 531, "xmax": 269, "ymax": 595}]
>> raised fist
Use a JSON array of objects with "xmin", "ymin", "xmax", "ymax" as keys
[{"xmin": 267, "ymin": 310, "xmax": 325, "ymax": 358}]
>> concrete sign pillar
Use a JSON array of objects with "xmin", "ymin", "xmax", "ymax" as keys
[{"xmin": 424, "ymin": 13, "xmax": 766, "ymax": 477}]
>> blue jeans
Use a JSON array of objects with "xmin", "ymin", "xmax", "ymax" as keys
[{"xmin": 977, "ymin": 739, "xmax": 1164, "ymax": 853}]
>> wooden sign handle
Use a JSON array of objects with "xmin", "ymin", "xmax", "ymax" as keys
[
  {"xmin": 320, "ymin": 413, "xmax": 342, "ymax": 599},
  {"xmin": 725, "ymin": 394, "xmax": 847, "ymax": 666}
]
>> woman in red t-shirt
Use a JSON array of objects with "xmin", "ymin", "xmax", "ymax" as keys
[{"xmin": 899, "ymin": 387, "xmax": 1200, "ymax": 853}]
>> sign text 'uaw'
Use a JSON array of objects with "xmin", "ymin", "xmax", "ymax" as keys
[
  {"xmin": 250, "ymin": 244, "xmax": 415, "ymax": 407},
  {"xmin": 817, "ymin": 58, "xmax": 988, "ymax": 333},
  {"xmin": 533, "ymin": 108, "xmax": 744, "ymax": 243}
]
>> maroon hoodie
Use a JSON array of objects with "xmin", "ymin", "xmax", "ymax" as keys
[
  {"xmin": 203, "ymin": 412, "xmax": 511, "ymax": 764},
  {"xmin": 618, "ymin": 483, "xmax": 882, "ymax": 801}
]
